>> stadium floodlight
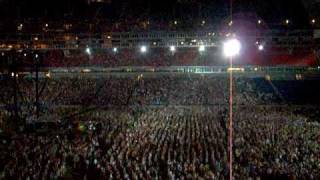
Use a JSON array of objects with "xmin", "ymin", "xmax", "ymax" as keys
[
  {"xmin": 113, "ymin": 47, "xmax": 118, "ymax": 53},
  {"xmin": 258, "ymin": 44, "xmax": 264, "ymax": 51},
  {"xmin": 85, "ymin": 47, "xmax": 91, "ymax": 55},
  {"xmin": 170, "ymin": 46, "xmax": 176, "ymax": 52},
  {"xmin": 285, "ymin": 19, "xmax": 290, "ymax": 24},
  {"xmin": 140, "ymin": 46, "xmax": 147, "ymax": 53},
  {"xmin": 223, "ymin": 39, "xmax": 241, "ymax": 57},
  {"xmin": 199, "ymin": 45, "xmax": 205, "ymax": 52}
]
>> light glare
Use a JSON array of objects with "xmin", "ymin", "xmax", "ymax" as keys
[
  {"xmin": 140, "ymin": 46, "xmax": 147, "ymax": 53},
  {"xmin": 86, "ymin": 47, "xmax": 91, "ymax": 55},
  {"xmin": 285, "ymin": 19, "xmax": 290, "ymax": 24},
  {"xmin": 199, "ymin": 45, "xmax": 205, "ymax": 52},
  {"xmin": 170, "ymin": 46, "xmax": 176, "ymax": 52},
  {"xmin": 258, "ymin": 45, "xmax": 264, "ymax": 51},
  {"xmin": 223, "ymin": 39, "xmax": 241, "ymax": 57}
]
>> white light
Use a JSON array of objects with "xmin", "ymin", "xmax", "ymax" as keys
[
  {"xmin": 86, "ymin": 47, "xmax": 91, "ymax": 55},
  {"xmin": 223, "ymin": 39, "xmax": 241, "ymax": 57},
  {"xmin": 174, "ymin": 20, "xmax": 178, "ymax": 25},
  {"xmin": 35, "ymin": 54, "xmax": 39, "ymax": 58},
  {"xmin": 285, "ymin": 19, "xmax": 290, "ymax": 24},
  {"xmin": 45, "ymin": 23, "xmax": 48, "ymax": 27},
  {"xmin": 312, "ymin": 19, "xmax": 316, "ymax": 24},
  {"xmin": 199, "ymin": 45, "xmax": 205, "ymax": 52},
  {"xmin": 24, "ymin": 53, "xmax": 27, "ymax": 57},
  {"xmin": 258, "ymin": 45, "xmax": 264, "ymax": 51},
  {"xmin": 140, "ymin": 46, "xmax": 147, "ymax": 53},
  {"xmin": 258, "ymin": 20, "xmax": 262, "ymax": 24},
  {"xmin": 45, "ymin": 72, "xmax": 51, "ymax": 78},
  {"xmin": 83, "ymin": 69, "xmax": 91, "ymax": 73},
  {"xmin": 113, "ymin": 47, "xmax": 118, "ymax": 53},
  {"xmin": 170, "ymin": 46, "xmax": 176, "ymax": 52}
]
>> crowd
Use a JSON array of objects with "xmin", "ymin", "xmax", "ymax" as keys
[
  {"xmin": 9, "ymin": 75, "xmax": 283, "ymax": 107},
  {"xmin": 0, "ymin": 74, "xmax": 320, "ymax": 179}
]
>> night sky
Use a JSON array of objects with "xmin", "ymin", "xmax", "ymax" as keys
[{"xmin": 0, "ymin": 0, "xmax": 312, "ymax": 26}]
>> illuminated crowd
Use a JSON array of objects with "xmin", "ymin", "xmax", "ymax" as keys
[{"xmin": 0, "ymin": 75, "xmax": 320, "ymax": 179}]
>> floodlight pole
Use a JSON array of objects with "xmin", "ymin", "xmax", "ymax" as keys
[
  {"xmin": 228, "ymin": 56, "xmax": 233, "ymax": 180},
  {"xmin": 229, "ymin": 0, "xmax": 234, "ymax": 177}
]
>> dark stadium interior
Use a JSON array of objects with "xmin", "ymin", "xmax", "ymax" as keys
[{"xmin": 0, "ymin": 0, "xmax": 320, "ymax": 180}]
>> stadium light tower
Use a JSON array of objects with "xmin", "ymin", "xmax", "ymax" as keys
[
  {"xmin": 223, "ymin": 39, "xmax": 241, "ymax": 57},
  {"xmin": 140, "ymin": 46, "xmax": 147, "ymax": 53},
  {"xmin": 199, "ymin": 45, "xmax": 205, "ymax": 52},
  {"xmin": 258, "ymin": 44, "xmax": 264, "ymax": 51},
  {"xmin": 223, "ymin": 37, "xmax": 242, "ymax": 180},
  {"xmin": 170, "ymin": 46, "xmax": 176, "ymax": 52},
  {"xmin": 85, "ymin": 47, "xmax": 91, "ymax": 55},
  {"xmin": 285, "ymin": 19, "xmax": 290, "ymax": 25}
]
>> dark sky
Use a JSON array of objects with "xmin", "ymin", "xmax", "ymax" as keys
[{"xmin": 0, "ymin": 0, "xmax": 312, "ymax": 26}]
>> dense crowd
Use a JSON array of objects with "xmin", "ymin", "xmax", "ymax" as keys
[
  {"xmin": 0, "ymin": 75, "xmax": 320, "ymax": 179},
  {"xmin": 6, "ymin": 75, "xmax": 283, "ymax": 107}
]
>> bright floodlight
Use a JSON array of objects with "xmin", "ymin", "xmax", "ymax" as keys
[
  {"xmin": 113, "ymin": 47, "xmax": 118, "ymax": 53},
  {"xmin": 285, "ymin": 19, "xmax": 290, "ymax": 24},
  {"xmin": 199, "ymin": 45, "xmax": 205, "ymax": 52},
  {"xmin": 170, "ymin": 46, "xmax": 176, "ymax": 52},
  {"xmin": 223, "ymin": 39, "xmax": 241, "ymax": 57},
  {"xmin": 258, "ymin": 44, "xmax": 264, "ymax": 51},
  {"xmin": 140, "ymin": 46, "xmax": 147, "ymax": 53},
  {"xmin": 85, "ymin": 47, "xmax": 91, "ymax": 55}
]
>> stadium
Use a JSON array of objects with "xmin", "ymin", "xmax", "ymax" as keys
[{"xmin": 0, "ymin": 0, "xmax": 320, "ymax": 179}]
